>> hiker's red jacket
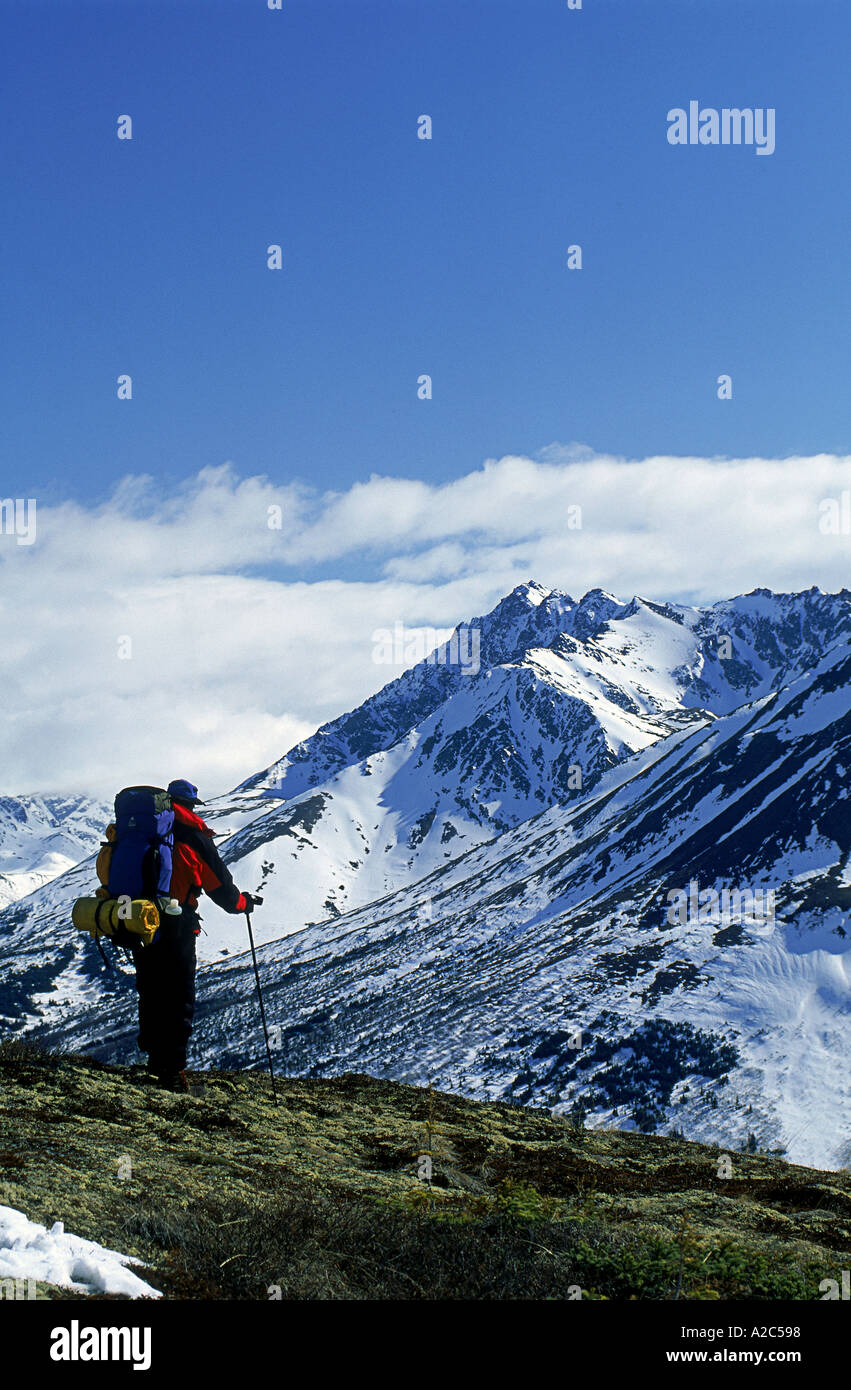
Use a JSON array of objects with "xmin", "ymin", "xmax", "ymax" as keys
[{"xmin": 170, "ymin": 802, "xmax": 248, "ymax": 918}]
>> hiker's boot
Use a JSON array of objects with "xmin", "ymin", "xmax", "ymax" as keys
[
  {"xmin": 125, "ymin": 1063, "xmax": 159, "ymax": 1085},
  {"xmin": 158, "ymin": 1069, "xmax": 189, "ymax": 1093}
]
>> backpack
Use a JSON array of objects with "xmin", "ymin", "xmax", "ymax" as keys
[
  {"xmin": 107, "ymin": 786, "xmax": 175, "ymax": 902},
  {"xmin": 95, "ymin": 823, "xmax": 116, "ymax": 889},
  {"xmin": 75, "ymin": 786, "xmax": 180, "ymax": 961}
]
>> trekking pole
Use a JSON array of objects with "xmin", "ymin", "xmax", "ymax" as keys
[{"xmin": 244, "ymin": 900, "xmax": 278, "ymax": 1106}]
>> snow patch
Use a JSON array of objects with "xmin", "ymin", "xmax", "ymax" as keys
[{"xmin": 0, "ymin": 1205, "xmax": 161, "ymax": 1298}]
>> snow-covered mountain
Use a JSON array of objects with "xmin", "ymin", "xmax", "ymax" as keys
[
  {"xmin": 34, "ymin": 636, "xmax": 850, "ymax": 1168},
  {"xmin": 5, "ymin": 582, "xmax": 844, "ymax": 935},
  {"xmin": 2, "ymin": 582, "xmax": 850, "ymax": 1166},
  {"xmin": 0, "ymin": 795, "xmax": 109, "ymax": 908},
  {"xmin": 1, "ymin": 581, "xmax": 848, "ymax": 958},
  {"xmin": 192, "ymin": 581, "xmax": 851, "ymax": 952}
]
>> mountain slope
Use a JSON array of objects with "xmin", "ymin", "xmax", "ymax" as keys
[
  {"xmin": 0, "ymin": 795, "xmax": 109, "ymax": 909},
  {"xmin": 1, "ymin": 1042, "xmax": 845, "ymax": 1302}
]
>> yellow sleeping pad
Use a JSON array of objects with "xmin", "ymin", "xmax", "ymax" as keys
[{"xmin": 72, "ymin": 896, "xmax": 160, "ymax": 948}]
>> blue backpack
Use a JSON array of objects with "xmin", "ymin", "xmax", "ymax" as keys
[{"xmin": 107, "ymin": 786, "xmax": 175, "ymax": 902}]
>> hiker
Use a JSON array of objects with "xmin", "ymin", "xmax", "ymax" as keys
[{"xmin": 131, "ymin": 779, "xmax": 255, "ymax": 1092}]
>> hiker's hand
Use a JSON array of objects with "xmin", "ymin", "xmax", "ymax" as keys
[{"xmin": 243, "ymin": 892, "xmax": 263, "ymax": 910}]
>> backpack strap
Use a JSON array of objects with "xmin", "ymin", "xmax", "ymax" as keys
[
  {"xmin": 92, "ymin": 898, "xmax": 113, "ymax": 969},
  {"xmin": 93, "ymin": 897, "xmax": 109, "ymax": 939}
]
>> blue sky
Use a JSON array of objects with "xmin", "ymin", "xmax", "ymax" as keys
[
  {"xmin": 1, "ymin": 0, "xmax": 849, "ymax": 795},
  {"xmin": 2, "ymin": 0, "xmax": 849, "ymax": 509}
]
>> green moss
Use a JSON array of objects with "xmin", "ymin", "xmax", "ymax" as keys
[{"xmin": 0, "ymin": 1042, "xmax": 844, "ymax": 1300}]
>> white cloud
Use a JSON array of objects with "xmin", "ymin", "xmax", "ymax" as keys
[{"xmin": 0, "ymin": 447, "xmax": 848, "ymax": 797}]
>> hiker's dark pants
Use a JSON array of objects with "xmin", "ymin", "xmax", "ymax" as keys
[{"xmin": 132, "ymin": 907, "xmax": 198, "ymax": 1074}]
